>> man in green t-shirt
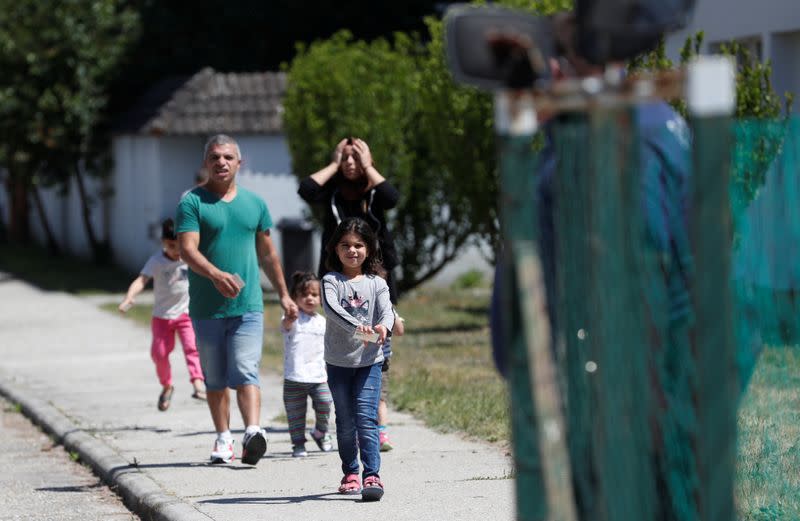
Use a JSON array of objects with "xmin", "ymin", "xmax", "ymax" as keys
[{"xmin": 177, "ymin": 134, "xmax": 298, "ymax": 465}]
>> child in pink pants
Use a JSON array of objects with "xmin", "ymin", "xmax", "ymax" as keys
[{"xmin": 120, "ymin": 218, "xmax": 205, "ymax": 411}]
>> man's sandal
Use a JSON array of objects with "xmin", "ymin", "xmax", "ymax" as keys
[
  {"xmin": 338, "ymin": 473, "xmax": 361, "ymax": 495},
  {"xmin": 361, "ymin": 475, "xmax": 384, "ymax": 502},
  {"xmin": 158, "ymin": 386, "xmax": 174, "ymax": 411}
]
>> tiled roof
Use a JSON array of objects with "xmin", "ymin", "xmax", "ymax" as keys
[{"xmin": 114, "ymin": 68, "xmax": 286, "ymax": 136}]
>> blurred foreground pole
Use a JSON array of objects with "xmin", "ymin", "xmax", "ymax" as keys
[
  {"xmin": 687, "ymin": 56, "xmax": 738, "ymax": 520},
  {"xmin": 496, "ymin": 91, "xmax": 577, "ymax": 521}
]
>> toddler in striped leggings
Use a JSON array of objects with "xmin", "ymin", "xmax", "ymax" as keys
[{"xmin": 281, "ymin": 271, "xmax": 333, "ymax": 457}]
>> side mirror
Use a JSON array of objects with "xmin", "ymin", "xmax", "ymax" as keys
[
  {"xmin": 575, "ymin": 0, "xmax": 696, "ymax": 64},
  {"xmin": 443, "ymin": 4, "xmax": 554, "ymax": 91}
]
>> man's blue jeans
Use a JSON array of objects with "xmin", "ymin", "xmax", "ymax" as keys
[{"xmin": 326, "ymin": 362, "xmax": 382, "ymax": 478}]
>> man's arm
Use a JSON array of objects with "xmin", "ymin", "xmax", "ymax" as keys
[
  {"xmin": 178, "ymin": 231, "xmax": 241, "ymax": 298},
  {"xmin": 256, "ymin": 229, "xmax": 298, "ymax": 319}
]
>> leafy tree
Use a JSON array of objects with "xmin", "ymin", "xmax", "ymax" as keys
[
  {"xmin": 284, "ymin": 0, "xmax": 571, "ymax": 292},
  {"xmin": 0, "ymin": 0, "xmax": 138, "ymax": 259}
]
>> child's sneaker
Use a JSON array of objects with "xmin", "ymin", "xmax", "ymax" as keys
[
  {"xmin": 241, "ymin": 429, "xmax": 268, "ymax": 465},
  {"xmin": 311, "ymin": 429, "xmax": 333, "ymax": 452},
  {"xmin": 210, "ymin": 438, "xmax": 235, "ymax": 464},
  {"xmin": 292, "ymin": 444, "xmax": 308, "ymax": 458},
  {"xmin": 379, "ymin": 430, "xmax": 393, "ymax": 452}
]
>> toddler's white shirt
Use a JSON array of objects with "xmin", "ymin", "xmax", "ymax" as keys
[{"xmin": 282, "ymin": 311, "xmax": 327, "ymax": 383}]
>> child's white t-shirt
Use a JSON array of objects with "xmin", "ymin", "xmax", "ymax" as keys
[
  {"xmin": 141, "ymin": 251, "xmax": 190, "ymax": 319},
  {"xmin": 282, "ymin": 311, "xmax": 327, "ymax": 383}
]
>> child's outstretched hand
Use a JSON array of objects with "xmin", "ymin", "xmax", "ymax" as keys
[
  {"xmin": 374, "ymin": 324, "xmax": 388, "ymax": 345},
  {"xmin": 355, "ymin": 324, "xmax": 378, "ymax": 346},
  {"xmin": 118, "ymin": 299, "xmax": 133, "ymax": 313}
]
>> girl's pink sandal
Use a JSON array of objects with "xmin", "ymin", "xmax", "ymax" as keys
[
  {"xmin": 338, "ymin": 473, "xmax": 361, "ymax": 495},
  {"xmin": 361, "ymin": 475, "xmax": 384, "ymax": 502}
]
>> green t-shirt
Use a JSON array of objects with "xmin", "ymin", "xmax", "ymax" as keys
[{"xmin": 176, "ymin": 185, "xmax": 272, "ymax": 319}]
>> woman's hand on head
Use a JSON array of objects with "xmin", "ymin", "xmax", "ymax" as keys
[
  {"xmin": 332, "ymin": 138, "xmax": 348, "ymax": 166},
  {"xmin": 352, "ymin": 139, "xmax": 373, "ymax": 170}
]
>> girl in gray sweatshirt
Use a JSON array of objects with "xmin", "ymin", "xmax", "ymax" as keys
[{"xmin": 322, "ymin": 218, "xmax": 394, "ymax": 502}]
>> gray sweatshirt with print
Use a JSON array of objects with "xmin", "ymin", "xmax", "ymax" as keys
[{"xmin": 322, "ymin": 272, "xmax": 395, "ymax": 368}]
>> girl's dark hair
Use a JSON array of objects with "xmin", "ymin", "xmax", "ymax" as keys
[
  {"xmin": 161, "ymin": 218, "xmax": 177, "ymax": 240},
  {"xmin": 325, "ymin": 217, "xmax": 385, "ymax": 277},
  {"xmin": 290, "ymin": 271, "xmax": 319, "ymax": 298}
]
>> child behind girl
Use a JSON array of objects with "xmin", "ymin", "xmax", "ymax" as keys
[
  {"xmin": 119, "ymin": 218, "xmax": 206, "ymax": 411},
  {"xmin": 322, "ymin": 217, "xmax": 394, "ymax": 502},
  {"xmin": 281, "ymin": 271, "xmax": 333, "ymax": 458}
]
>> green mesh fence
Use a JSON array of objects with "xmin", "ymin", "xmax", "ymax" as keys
[
  {"xmin": 500, "ymin": 111, "xmax": 800, "ymax": 520},
  {"xmin": 733, "ymin": 117, "xmax": 800, "ymax": 387}
]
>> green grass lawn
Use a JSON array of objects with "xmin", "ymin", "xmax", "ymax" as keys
[
  {"xmin": 737, "ymin": 346, "xmax": 800, "ymax": 519},
  {"xmin": 7, "ymin": 243, "xmax": 799, "ymax": 514}
]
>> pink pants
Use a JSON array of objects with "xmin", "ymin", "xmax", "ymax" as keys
[{"xmin": 151, "ymin": 313, "xmax": 204, "ymax": 387}]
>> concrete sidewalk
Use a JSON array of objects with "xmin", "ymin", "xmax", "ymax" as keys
[{"xmin": 0, "ymin": 274, "xmax": 514, "ymax": 521}]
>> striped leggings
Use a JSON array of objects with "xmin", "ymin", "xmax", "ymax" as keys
[{"xmin": 283, "ymin": 379, "xmax": 332, "ymax": 445}]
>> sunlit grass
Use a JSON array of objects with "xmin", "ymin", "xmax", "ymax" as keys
[
  {"xmin": 736, "ymin": 345, "xmax": 800, "ymax": 519},
  {"xmin": 388, "ymin": 286, "xmax": 509, "ymax": 443}
]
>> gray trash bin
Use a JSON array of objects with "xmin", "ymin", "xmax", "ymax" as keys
[{"xmin": 276, "ymin": 218, "xmax": 315, "ymax": 288}]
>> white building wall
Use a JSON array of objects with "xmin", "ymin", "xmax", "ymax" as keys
[
  {"xmin": 110, "ymin": 136, "xmax": 164, "ymax": 274},
  {"xmin": 771, "ymin": 30, "xmax": 800, "ymax": 105},
  {"xmin": 666, "ymin": 0, "xmax": 800, "ymax": 105}
]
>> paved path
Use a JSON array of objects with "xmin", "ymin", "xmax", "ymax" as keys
[
  {"xmin": 0, "ymin": 274, "xmax": 514, "ymax": 521},
  {"xmin": 0, "ymin": 395, "xmax": 139, "ymax": 521}
]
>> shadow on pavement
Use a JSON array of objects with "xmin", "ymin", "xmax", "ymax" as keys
[
  {"xmin": 175, "ymin": 430, "xmax": 219, "ymax": 437},
  {"xmin": 127, "ymin": 462, "xmax": 260, "ymax": 471},
  {"xmin": 176, "ymin": 428, "xmax": 293, "ymax": 437},
  {"xmin": 91, "ymin": 426, "xmax": 172, "ymax": 435},
  {"xmin": 199, "ymin": 492, "xmax": 346, "ymax": 504},
  {"xmin": 36, "ymin": 483, "xmax": 103, "ymax": 493}
]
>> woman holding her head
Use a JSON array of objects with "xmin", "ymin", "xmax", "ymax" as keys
[{"xmin": 298, "ymin": 137, "xmax": 401, "ymax": 304}]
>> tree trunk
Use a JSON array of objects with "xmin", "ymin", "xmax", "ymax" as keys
[
  {"xmin": 73, "ymin": 163, "xmax": 110, "ymax": 264},
  {"xmin": 5, "ymin": 169, "xmax": 30, "ymax": 243},
  {"xmin": 30, "ymin": 184, "xmax": 61, "ymax": 256}
]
